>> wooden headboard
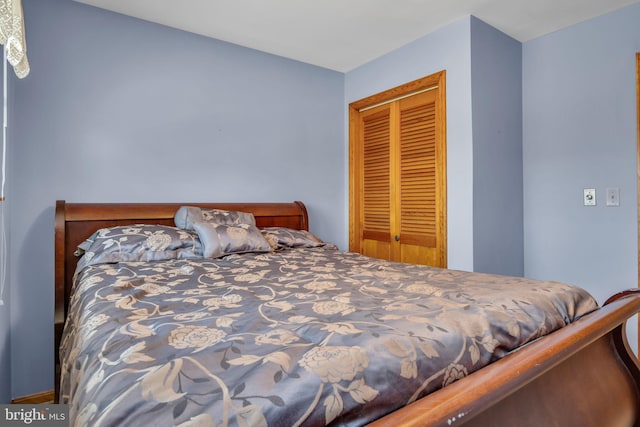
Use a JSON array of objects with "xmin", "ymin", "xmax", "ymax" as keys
[{"xmin": 54, "ymin": 200, "xmax": 309, "ymax": 399}]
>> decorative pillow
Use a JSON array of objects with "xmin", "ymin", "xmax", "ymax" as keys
[
  {"xmin": 75, "ymin": 224, "xmax": 202, "ymax": 269},
  {"xmin": 260, "ymin": 227, "xmax": 325, "ymax": 249},
  {"xmin": 174, "ymin": 206, "xmax": 256, "ymax": 231},
  {"xmin": 193, "ymin": 222, "xmax": 273, "ymax": 258}
]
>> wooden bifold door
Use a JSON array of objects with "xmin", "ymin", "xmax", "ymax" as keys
[{"xmin": 349, "ymin": 71, "xmax": 446, "ymax": 267}]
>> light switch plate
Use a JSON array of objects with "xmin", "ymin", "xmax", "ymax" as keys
[{"xmin": 583, "ymin": 188, "xmax": 596, "ymax": 206}]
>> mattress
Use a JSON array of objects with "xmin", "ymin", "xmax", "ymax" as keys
[{"xmin": 60, "ymin": 245, "xmax": 597, "ymax": 426}]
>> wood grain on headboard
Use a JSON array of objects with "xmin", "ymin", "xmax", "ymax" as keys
[{"xmin": 54, "ymin": 200, "xmax": 309, "ymax": 400}]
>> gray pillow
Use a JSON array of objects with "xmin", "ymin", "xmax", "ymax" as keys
[
  {"xmin": 260, "ymin": 227, "xmax": 326, "ymax": 249},
  {"xmin": 75, "ymin": 224, "xmax": 202, "ymax": 270},
  {"xmin": 174, "ymin": 206, "xmax": 256, "ymax": 230},
  {"xmin": 193, "ymin": 222, "xmax": 272, "ymax": 258}
]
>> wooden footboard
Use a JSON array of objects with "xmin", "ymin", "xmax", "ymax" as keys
[{"xmin": 369, "ymin": 289, "xmax": 640, "ymax": 427}]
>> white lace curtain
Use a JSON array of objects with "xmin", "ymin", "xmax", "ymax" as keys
[{"xmin": 0, "ymin": 0, "xmax": 28, "ymax": 78}]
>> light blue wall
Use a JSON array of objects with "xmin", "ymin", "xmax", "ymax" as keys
[
  {"xmin": 10, "ymin": 0, "xmax": 344, "ymax": 397},
  {"xmin": 523, "ymin": 4, "xmax": 640, "ymax": 302},
  {"xmin": 345, "ymin": 17, "xmax": 475, "ymax": 271},
  {"xmin": 523, "ymin": 4, "xmax": 640, "ymax": 348},
  {"xmin": 0, "ymin": 38, "xmax": 10, "ymax": 403},
  {"xmin": 470, "ymin": 17, "xmax": 523, "ymax": 276},
  {"xmin": 0, "ymin": 298, "xmax": 7, "ymax": 402},
  {"xmin": 0, "ymin": 296, "xmax": 7, "ymax": 402},
  {"xmin": 0, "ymin": 240, "xmax": 7, "ymax": 403}
]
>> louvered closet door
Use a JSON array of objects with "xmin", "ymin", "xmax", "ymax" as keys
[
  {"xmin": 360, "ymin": 104, "xmax": 393, "ymax": 260},
  {"xmin": 350, "ymin": 71, "xmax": 446, "ymax": 268},
  {"xmin": 396, "ymin": 89, "xmax": 441, "ymax": 265}
]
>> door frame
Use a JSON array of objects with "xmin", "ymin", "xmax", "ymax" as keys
[{"xmin": 348, "ymin": 71, "xmax": 447, "ymax": 266}]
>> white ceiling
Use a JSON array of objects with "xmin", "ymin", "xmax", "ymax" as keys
[{"xmin": 73, "ymin": 0, "xmax": 640, "ymax": 72}]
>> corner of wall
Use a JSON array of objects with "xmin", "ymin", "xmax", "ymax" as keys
[{"xmin": 470, "ymin": 17, "xmax": 524, "ymax": 276}]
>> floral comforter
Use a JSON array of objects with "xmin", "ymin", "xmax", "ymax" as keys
[{"xmin": 60, "ymin": 246, "xmax": 598, "ymax": 427}]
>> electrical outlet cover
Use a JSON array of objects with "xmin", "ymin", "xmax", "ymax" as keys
[{"xmin": 606, "ymin": 187, "xmax": 620, "ymax": 206}]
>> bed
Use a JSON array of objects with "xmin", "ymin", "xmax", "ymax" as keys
[{"xmin": 54, "ymin": 200, "xmax": 640, "ymax": 426}]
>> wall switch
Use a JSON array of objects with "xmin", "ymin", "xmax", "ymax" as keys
[
  {"xmin": 583, "ymin": 188, "xmax": 596, "ymax": 206},
  {"xmin": 606, "ymin": 187, "xmax": 620, "ymax": 206}
]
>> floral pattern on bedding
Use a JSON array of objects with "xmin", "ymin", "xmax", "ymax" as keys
[{"xmin": 60, "ymin": 247, "xmax": 598, "ymax": 427}]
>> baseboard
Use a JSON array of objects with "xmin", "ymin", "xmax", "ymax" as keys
[{"xmin": 11, "ymin": 390, "xmax": 54, "ymax": 404}]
